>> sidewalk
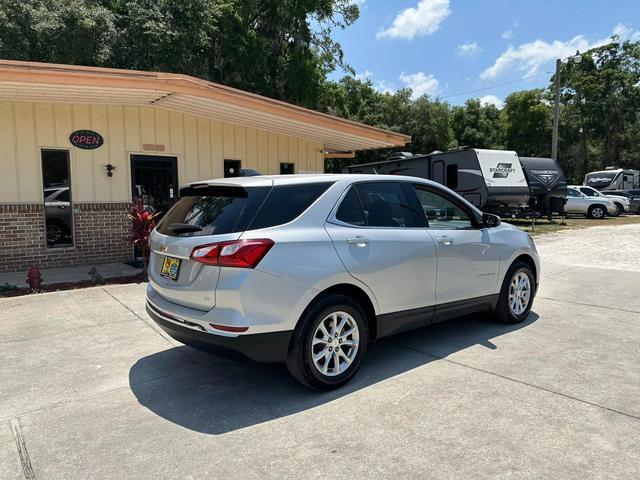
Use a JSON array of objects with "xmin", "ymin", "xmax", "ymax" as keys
[{"xmin": 0, "ymin": 262, "xmax": 143, "ymax": 287}]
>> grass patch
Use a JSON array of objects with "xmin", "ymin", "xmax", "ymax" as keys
[{"xmin": 507, "ymin": 214, "xmax": 640, "ymax": 235}]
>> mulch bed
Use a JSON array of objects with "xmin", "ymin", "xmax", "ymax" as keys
[{"xmin": 0, "ymin": 272, "xmax": 147, "ymax": 298}]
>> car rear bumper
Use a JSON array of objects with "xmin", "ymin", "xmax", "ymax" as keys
[{"xmin": 146, "ymin": 303, "xmax": 292, "ymax": 363}]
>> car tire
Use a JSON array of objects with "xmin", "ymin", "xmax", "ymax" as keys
[
  {"xmin": 587, "ymin": 205, "xmax": 606, "ymax": 219},
  {"xmin": 493, "ymin": 262, "xmax": 536, "ymax": 324},
  {"xmin": 611, "ymin": 203, "xmax": 622, "ymax": 217},
  {"xmin": 286, "ymin": 294, "xmax": 369, "ymax": 391}
]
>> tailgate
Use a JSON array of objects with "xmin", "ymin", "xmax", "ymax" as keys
[{"xmin": 148, "ymin": 230, "xmax": 243, "ymax": 311}]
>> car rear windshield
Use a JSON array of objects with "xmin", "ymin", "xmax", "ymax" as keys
[{"xmin": 157, "ymin": 182, "xmax": 333, "ymax": 237}]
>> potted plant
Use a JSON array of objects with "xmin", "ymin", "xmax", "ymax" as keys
[{"xmin": 128, "ymin": 200, "xmax": 160, "ymax": 273}]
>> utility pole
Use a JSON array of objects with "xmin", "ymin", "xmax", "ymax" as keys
[
  {"xmin": 551, "ymin": 51, "xmax": 582, "ymax": 163},
  {"xmin": 551, "ymin": 58, "xmax": 561, "ymax": 162}
]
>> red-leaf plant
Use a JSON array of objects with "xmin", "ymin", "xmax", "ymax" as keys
[{"xmin": 128, "ymin": 199, "xmax": 161, "ymax": 273}]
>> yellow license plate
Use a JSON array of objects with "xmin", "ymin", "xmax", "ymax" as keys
[{"xmin": 160, "ymin": 257, "xmax": 181, "ymax": 281}]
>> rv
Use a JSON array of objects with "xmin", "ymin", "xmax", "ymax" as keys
[
  {"xmin": 519, "ymin": 157, "xmax": 567, "ymax": 216},
  {"xmin": 584, "ymin": 168, "xmax": 639, "ymax": 191},
  {"xmin": 345, "ymin": 148, "xmax": 531, "ymax": 215}
]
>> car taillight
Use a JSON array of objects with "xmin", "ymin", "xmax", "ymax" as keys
[{"xmin": 190, "ymin": 239, "xmax": 274, "ymax": 268}]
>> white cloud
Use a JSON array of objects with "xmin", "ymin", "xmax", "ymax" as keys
[
  {"xmin": 502, "ymin": 30, "xmax": 513, "ymax": 40},
  {"xmin": 354, "ymin": 70, "xmax": 373, "ymax": 81},
  {"xmin": 482, "ymin": 24, "xmax": 640, "ymax": 80},
  {"xmin": 377, "ymin": 0, "xmax": 451, "ymax": 40},
  {"xmin": 375, "ymin": 80, "xmax": 395, "ymax": 94},
  {"xmin": 399, "ymin": 72, "xmax": 440, "ymax": 99},
  {"xmin": 479, "ymin": 95, "xmax": 503, "ymax": 109},
  {"xmin": 613, "ymin": 22, "xmax": 640, "ymax": 41},
  {"xmin": 457, "ymin": 41, "xmax": 482, "ymax": 56}
]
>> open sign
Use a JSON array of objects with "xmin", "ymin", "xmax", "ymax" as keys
[{"xmin": 69, "ymin": 130, "xmax": 104, "ymax": 150}]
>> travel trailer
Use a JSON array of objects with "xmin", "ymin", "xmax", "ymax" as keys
[
  {"xmin": 345, "ymin": 148, "xmax": 531, "ymax": 215},
  {"xmin": 584, "ymin": 168, "xmax": 639, "ymax": 191},
  {"xmin": 519, "ymin": 157, "xmax": 567, "ymax": 216}
]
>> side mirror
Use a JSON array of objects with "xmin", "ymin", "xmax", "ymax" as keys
[{"xmin": 482, "ymin": 213, "xmax": 501, "ymax": 228}]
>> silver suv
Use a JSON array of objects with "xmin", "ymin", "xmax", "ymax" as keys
[{"xmin": 146, "ymin": 175, "xmax": 540, "ymax": 390}]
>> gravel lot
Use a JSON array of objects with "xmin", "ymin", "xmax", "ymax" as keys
[
  {"xmin": 536, "ymin": 222, "xmax": 640, "ymax": 272},
  {"xmin": 2, "ymin": 223, "xmax": 639, "ymax": 479}
]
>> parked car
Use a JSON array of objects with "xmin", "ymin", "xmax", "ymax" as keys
[
  {"xmin": 565, "ymin": 187, "xmax": 615, "ymax": 219},
  {"xmin": 571, "ymin": 185, "xmax": 630, "ymax": 216},
  {"xmin": 604, "ymin": 190, "xmax": 640, "ymax": 214},
  {"xmin": 145, "ymin": 174, "xmax": 540, "ymax": 390}
]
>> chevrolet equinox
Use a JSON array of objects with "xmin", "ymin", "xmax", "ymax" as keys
[{"xmin": 146, "ymin": 175, "xmax": 539, "ymax": 390}]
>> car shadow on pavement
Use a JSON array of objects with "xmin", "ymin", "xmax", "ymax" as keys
[{"xmin": 129, "ymin": 312, "xmax": 538, "ymax": 435}]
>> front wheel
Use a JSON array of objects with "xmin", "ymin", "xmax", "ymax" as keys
[
  {"xmin": 286, "ymin": 295, "xmax": 369, "ymax": 391},
  {"xmin": 611, "ymin": 203, "xmax": 622, "ymax": 217},
  {"xmin": 494, "ymin": 262, "xmax": 536, "ymax": 324}
]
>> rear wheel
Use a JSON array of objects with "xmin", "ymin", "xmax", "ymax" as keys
[
  {"xmin": 494, "ymin": 262, "xmax": 535, "ymax": 324},
  {"xmin": 587, "ymin": 205, "xmax": 606, "ymax": 219},
  {"xmin": 286, "ymin": 294, "xmax": 369, "ymax": 390}
]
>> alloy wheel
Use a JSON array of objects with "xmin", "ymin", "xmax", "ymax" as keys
[
  {"xmin": 509, "ymin": 272, "xmax": 531, "ymax": 316},
  {"xmin": 311, "ymin": 311, "xmax": 360, "ymax": 377}
]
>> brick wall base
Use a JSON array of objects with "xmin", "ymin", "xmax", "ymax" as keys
[{"xmin": 0, "ymin": 203, "xmax": 133, "ymax": 273}]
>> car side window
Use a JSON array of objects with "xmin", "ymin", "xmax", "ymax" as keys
[
  {"xmin": 566, "ymin": 189, "xmax": 579, "ymax": 197},
  {"xmin": 413, "ymin": 185, "xmax": 473, "ymax": 230},
  {"xmin": 335, "ymin": 182, "xmax": 419, "ymax": 228},
  {"xmin": 580, "ymin": 187, "xmax": 596, "ymax": 197},
  {"xmin": 335, "ymin": 187, "xmax": 366, "ymax": 226}
]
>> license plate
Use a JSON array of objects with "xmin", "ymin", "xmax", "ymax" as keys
[{"xmin": 160, "ymin": 257, "xmax": 181, "ymax": 281}]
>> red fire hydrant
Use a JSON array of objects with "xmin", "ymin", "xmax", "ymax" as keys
[{"xmin": 27, "ymin": 266, "xmax": 43, "ymax": 291}]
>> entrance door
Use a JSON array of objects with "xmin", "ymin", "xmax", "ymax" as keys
[{"xmin": 131, "ymin": 155, "xmax": 178, "ymax": 216}]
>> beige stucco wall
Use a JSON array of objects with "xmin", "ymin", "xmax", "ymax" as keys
[{"xmin": 0, "ymin": 101, "xmax": 325, "ymax": 204}]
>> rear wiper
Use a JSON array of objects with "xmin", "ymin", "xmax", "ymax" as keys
[{"xmin": 168, "ymin": 223, "xmax": 202, "ymax": 234}]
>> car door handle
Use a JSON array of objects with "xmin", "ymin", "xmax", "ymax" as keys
[
  {"xmin": 346, "ymin": 236, "xmax": 369, "ymax": 247},
  {"xmin": 436, "ymin": 236, "xmax": 453, "ymax": 246}
]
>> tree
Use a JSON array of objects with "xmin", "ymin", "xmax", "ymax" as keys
[
  {"xmin": 555, "ymin": 38, "xmax": 640, "ymax": 171},
  {"xmin": 501, "ymin": 90, "xmax": 552, "ymax": 158},
  {"xmin": 451, "ymin": 99, "xmax": 503, "ymax": 149},
  {"xmin": 0, "ymin": 0, "xmax": 360, "ymax": 107}
]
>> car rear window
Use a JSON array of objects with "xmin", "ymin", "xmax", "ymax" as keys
[
  {"xmin": 247, "ymin": 182, "xmax": 333, "ymax": 230},
  {"xmin": 156, "ymin": 182, "xmax": 333, "ymax": 236},
  {"xmin": 156, "ymin": 185, "xmax": 270, "ymax": 237}
]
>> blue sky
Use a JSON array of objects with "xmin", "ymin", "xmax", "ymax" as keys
[{"xmin": 329, "ymin": 0, "xmax": 640, "ymax": 107}]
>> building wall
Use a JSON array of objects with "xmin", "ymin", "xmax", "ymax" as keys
[
  {"xmin": 0, "ymin": 101, "xmax": 325, "ymax": 204},
  {"xmin": 1, "ymin": 203, "xmax": 130, "ymax": 273},
  {"xmin": 0, "ymin": 101, "xmax": 325, "ymax": 273}
]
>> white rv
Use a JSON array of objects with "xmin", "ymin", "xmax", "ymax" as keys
[
  {"xmin": 345, "ymin": 148, "xmax": 531, "ymax": 215},
  {"xmin": 584, "ymin": 168, "xmax": 639, "ymax": 191}
]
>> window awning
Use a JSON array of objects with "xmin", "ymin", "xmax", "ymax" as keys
[{"xmin": 0, "ymin": 60, "xmax": 410, "ymax": 152}]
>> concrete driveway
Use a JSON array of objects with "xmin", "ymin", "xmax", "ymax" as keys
[{"xmin": 2, "ymin": 224, "xmax": 639, "ymax": 479}]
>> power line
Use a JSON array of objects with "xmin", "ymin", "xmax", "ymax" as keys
[{"xmin": 440, "ymin": 71, "xmax": 553, "ymax": 99}]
